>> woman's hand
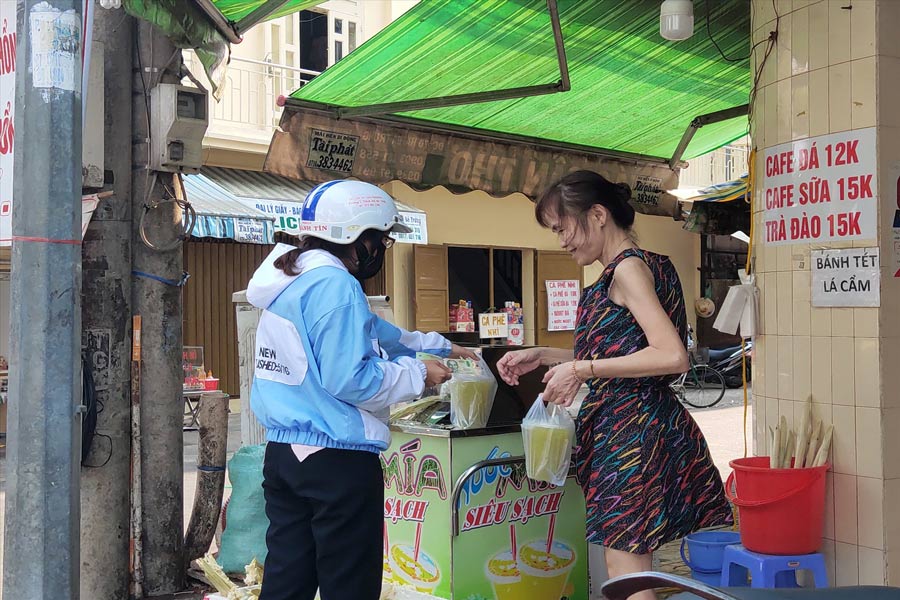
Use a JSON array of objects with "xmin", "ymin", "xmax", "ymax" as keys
[
  {"xmin": 497, "ymin": 348, "xmax": 544, "ymax": 386},
  {"xmin": 449, "ymin": 344, "xmax": 479, "ymax": 361},
  {"xmin": 423, "ymin": 360, "xmax": 452, "ymax": 388},
  {"xmin": 541, "ymin": 362, "xmax": 583, "ymax": 407}
]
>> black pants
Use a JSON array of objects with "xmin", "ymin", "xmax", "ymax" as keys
[{"xmin": 260, "ymin": 443, "xmax": 383, "ymax": 600}]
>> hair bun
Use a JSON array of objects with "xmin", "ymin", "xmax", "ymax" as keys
[{"xmin": 616, "ymin": 182, "xmax": 636, "ymax": 228}]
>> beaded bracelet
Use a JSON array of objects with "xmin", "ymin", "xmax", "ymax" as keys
[{"xmin": 572, "ymin": 360, "xmax": 585, "ymax": 383}]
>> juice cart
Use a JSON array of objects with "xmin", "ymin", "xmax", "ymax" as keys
[{"xmin": 380, "ymin": 347, "xmax": 589, "ymax": 600}]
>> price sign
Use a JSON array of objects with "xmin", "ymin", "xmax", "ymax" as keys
[{"xmin": 763, "ymin": 128, "xmax": 877, "ymax": 245}]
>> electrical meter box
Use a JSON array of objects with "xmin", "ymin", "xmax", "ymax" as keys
[{"xmin": 149, "ymin": 83, "xmax": 209, "ymax": 173}]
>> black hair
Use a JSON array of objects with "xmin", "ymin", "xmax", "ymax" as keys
[
  {"xmin": 272, "ymin": 229, "xmax": 384, "ymax": 276},
  {"xmin": 273, "ymin": 234, "xmax": 352, "ymax": 276},
  {"xmin": 535, "ymin": 170, "xmax": 635, "ymax": 231}
]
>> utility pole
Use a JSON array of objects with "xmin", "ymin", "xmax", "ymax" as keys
[
  {"xmin": 131, "ymin": 18, "xmax": 186, "ymax": 595},
  {"xmin": 3, "ymin": 0, "xmax": 84, "ymax": 598},
  {"xmin": 79, "ymin": 4, "xmax": 134, "ymax": 599}
]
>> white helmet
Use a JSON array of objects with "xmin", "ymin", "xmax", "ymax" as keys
[{"xmin": 297, "ymin": 180, "xmax": 412, "ymax": 244}]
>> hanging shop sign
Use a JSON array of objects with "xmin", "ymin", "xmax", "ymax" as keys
[
  {"xmin": 237, "ymin": 197, "xmax": 426, "ymax": 244},
  {"xmin": 266, "ymin": 107, "xmax": 681, "ymax": 217},
  {"xmin": 234, "ymin": 218, "xmax": 267, "ymax": 244},
  {"xmin": 811, "ymin": 248, "xmax": 880, "ymax": 307},
  {"xmin": 762, "ymin": 128, "xmax": 877, "ymax": 246},
  {"xmin": 478, "ymin": 313, "xmax": 508, "ymax": 339},
  {"xmin": 546, "ymin": 280, "xmax": 580, "ymax": 331},
  {"xmin": 393, "ymin": 210, "xmax": 427, "ymax": 245},
  {"xmin": 0, "ymin": 3, "xmax": 17, "ymax": 245}
]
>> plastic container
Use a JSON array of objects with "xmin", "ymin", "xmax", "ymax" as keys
[
  {"xmin": 680, "ymin": 530, "xmax": 740, "ymax": 585},
  {"xmin": 725, "ymin": 456, "xmax": 829, "ymax": 555},
  {"xmin": 447, "ymin": 357, "xmax": 497, "ymax": 430},
  {"xmin": 521, "ymin": 396, "xmax": 575, "ymax": 487},
  {"xmin": 203, "ymin": 378, "xmax": 219, "ymax": 391}
]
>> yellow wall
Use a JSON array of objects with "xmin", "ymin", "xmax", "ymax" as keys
[{"xmin": 384, "ymin": 182, "xmax": 700, "ymax": 342}]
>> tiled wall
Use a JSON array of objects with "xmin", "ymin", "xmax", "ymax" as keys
[{"xmin": 750, "ymin": 0, "xmax": 897, "ymax": 585}]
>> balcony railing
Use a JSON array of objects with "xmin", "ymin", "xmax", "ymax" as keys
[
  {"xmin": 184, "ymin": 52, "xmax": 321, "ymax": 141},
  {"xmin": 680, "ymin": 143, "xmax": 750, "ymax": 188}
]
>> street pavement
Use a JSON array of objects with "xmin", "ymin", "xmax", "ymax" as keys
[{"xmin": 0, "ymin": 389, "xmax": 753, "ymax": 598}]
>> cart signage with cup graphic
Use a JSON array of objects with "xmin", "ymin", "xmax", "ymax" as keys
[{"xmin": 381, "ymin": 430, "xmax": 588, "ymax": 599}]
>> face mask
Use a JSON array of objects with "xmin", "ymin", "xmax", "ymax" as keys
[{"xmin": 352, "ymin": 236, "xmax": 386, "ymax": 281}]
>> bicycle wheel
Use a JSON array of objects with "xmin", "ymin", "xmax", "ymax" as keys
[{"xmin": 681, "ymin": 365, "xmax": 726, "ymax": 409}]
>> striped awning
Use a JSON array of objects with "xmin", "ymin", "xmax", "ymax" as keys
[
  {"xmin": 182, "ymin": 171, "xmax": 276, "ymax": 244},
  {"xmin": 684, "ymin": 174, "xmax": 749, "ymax": 203}
]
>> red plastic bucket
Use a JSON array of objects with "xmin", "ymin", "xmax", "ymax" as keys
[{"xmin": 725, "ymin": 457, "xmax": 829, "ymax": 555}]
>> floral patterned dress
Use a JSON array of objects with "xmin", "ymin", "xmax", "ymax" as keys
[{"xmin": 573, "ymin": 248, "xmax": 732, "ymax": 554}]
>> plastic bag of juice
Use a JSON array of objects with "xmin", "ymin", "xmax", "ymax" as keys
[
  {"xmin": 521, "ymin": 394, "xmax": 575, "ymax": 486},
  {"xmin": 447, "ymin": 356, "xmax": 498, "ymax": 429}
]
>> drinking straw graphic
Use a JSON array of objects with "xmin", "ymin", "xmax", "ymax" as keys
[
  {"xmin": 545, "ymin": 513, "xmax": 556, "ymax": 554},
  {"xmin": 510, "ymin": 523, "xmax": 518, "ymax": 562},
  {"xmin": 413, "ymin": 522, "xmax": 423, "ymax": 563}
]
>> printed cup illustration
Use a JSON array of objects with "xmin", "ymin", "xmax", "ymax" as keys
[
  {"xmin": 522, "ymin": 424, "xmax": 572, "ymax": 484},
  {"xmin": 485, "ymin": 550, "xmax": 522, "ymax": 600},
  {"xmin": 389, "ymin": 544, "xmax": 441, "ymax": 593},
  {"xmin": 516, "ymin": 540, "xmax": 576, "ymax": 599},
  {"xmin": 382, "ymin": 553, "xmax": 393, "ymax": 583}
]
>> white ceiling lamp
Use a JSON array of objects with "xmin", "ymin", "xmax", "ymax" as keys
[{"xmin": 660, "ymin": 0, "xmax": 695, "ymax": 41}]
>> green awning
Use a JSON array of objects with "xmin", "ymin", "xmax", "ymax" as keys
[{"xmin": 287, "ymin": 0, "xmax": 750, "ymax": 161}]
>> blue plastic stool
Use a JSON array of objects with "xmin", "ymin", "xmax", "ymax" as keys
[{"xmin": 720, "ymin": 544, "xmax": 829, "ymax": 588}]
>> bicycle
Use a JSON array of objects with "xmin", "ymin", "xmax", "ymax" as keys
[{"xmin": 671, "ymin": 325, "xmax": 727, "ymax": 409}]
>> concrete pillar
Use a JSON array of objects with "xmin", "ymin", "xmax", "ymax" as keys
[{"xmin": 750, "ymin": 0, "xmax": 900, "ymax": 585}]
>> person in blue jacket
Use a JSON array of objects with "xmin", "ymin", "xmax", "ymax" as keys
[{"xmin": 247, "ymin": 180, "xmax": 474, "ymax": 600}]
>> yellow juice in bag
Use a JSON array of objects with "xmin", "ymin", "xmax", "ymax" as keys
[
  {"xmin": 522, "ymin": 424, "xmax": 572, "ymax": 484},
  {"xmin": 521, "ymin": 396, "xmax": 575, "ymax": 486},
  {"xmin": 450, "ymin": 377, "xmax": 493, "ymax": 429}
]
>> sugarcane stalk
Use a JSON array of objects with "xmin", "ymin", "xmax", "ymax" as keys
[
  {"xmin": 771, "ymin": 423, "xmax": 780, "ymax": 469},
  {"xmin": 805, "ymin": 419, "xmax": 822, "ymax": 469},
  {"xmin": 813, "ymin": 424, "xmax": 834, "ymax": 467},
  {"xmin": 794, "ymin": 406, "xmax": 810, "ymax": 468},
  {"xmin": 784, "ymin": 431, "xmax": 796, "ymax": 468}
]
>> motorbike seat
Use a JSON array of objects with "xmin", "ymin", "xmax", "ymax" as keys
[{"xmin": 708, "ymin": 347, "xmax": 739, "ymax": 361}]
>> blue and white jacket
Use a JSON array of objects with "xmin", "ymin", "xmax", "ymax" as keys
[{"xmin": 247, "ymin": 244, "xmax": 451, "ymax": 453}]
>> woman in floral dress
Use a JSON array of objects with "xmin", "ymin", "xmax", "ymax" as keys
[{"xmin": 498, "ymin": 170, "xmax": 731, "ymax": 600}]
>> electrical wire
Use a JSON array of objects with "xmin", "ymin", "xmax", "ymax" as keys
[
  {"xmin": 705, "ymin": 0, "xmax": 750, "ymax": 63},
  {"xmin": 81, "ymin": 356, "xmax": 113, "ymax": 469},
  {"xmin": 139, "ymin": 173, "xmax": 197, "ymax": 252}
]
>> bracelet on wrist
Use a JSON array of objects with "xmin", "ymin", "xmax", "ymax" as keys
[{"xmin": 571, "ymin": 360, "xmax": 585, "ymax": 383}]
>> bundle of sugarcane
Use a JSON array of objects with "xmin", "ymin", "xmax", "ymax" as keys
[
  {"xmin": 196, "ymin": 554, "xmax": 262, "ymax": 600},
  {"xmin": 769, "ymin": 399, "xmax": 834, "ymax": 469}
]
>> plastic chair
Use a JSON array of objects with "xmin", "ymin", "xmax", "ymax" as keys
[
  {"xmin": 600, "ymin": 571, "xmax": 900, "ymax": 600},
  {"xmin": 721, "ymin": 545, "xmax": 829, "ymax": 589}
]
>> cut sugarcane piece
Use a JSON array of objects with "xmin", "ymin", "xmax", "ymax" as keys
[
  {"xmin": 244, "ymin": 558, "xmax": 264, "ymax": 586},
  {"xmin": 805, "ymin": 419, "xmax": 823, "ymax": 469},
  {"xmin": 813, "ymin": 424, "xmax": 835, "ymax": 467},
  {"xmin": 771, "ymin": 424, "xmax": 781, "ymax": 469},
  {"xmin": 784, "ymin": 431, "xmax": 796, "ymax": 468},
  {"xmin": 197, "ymin": 553, "xmax": 236, "ymax": 596},
  {"xmin": 794, "ymin": 408, "xmax": 810, "ymax": 469}
]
